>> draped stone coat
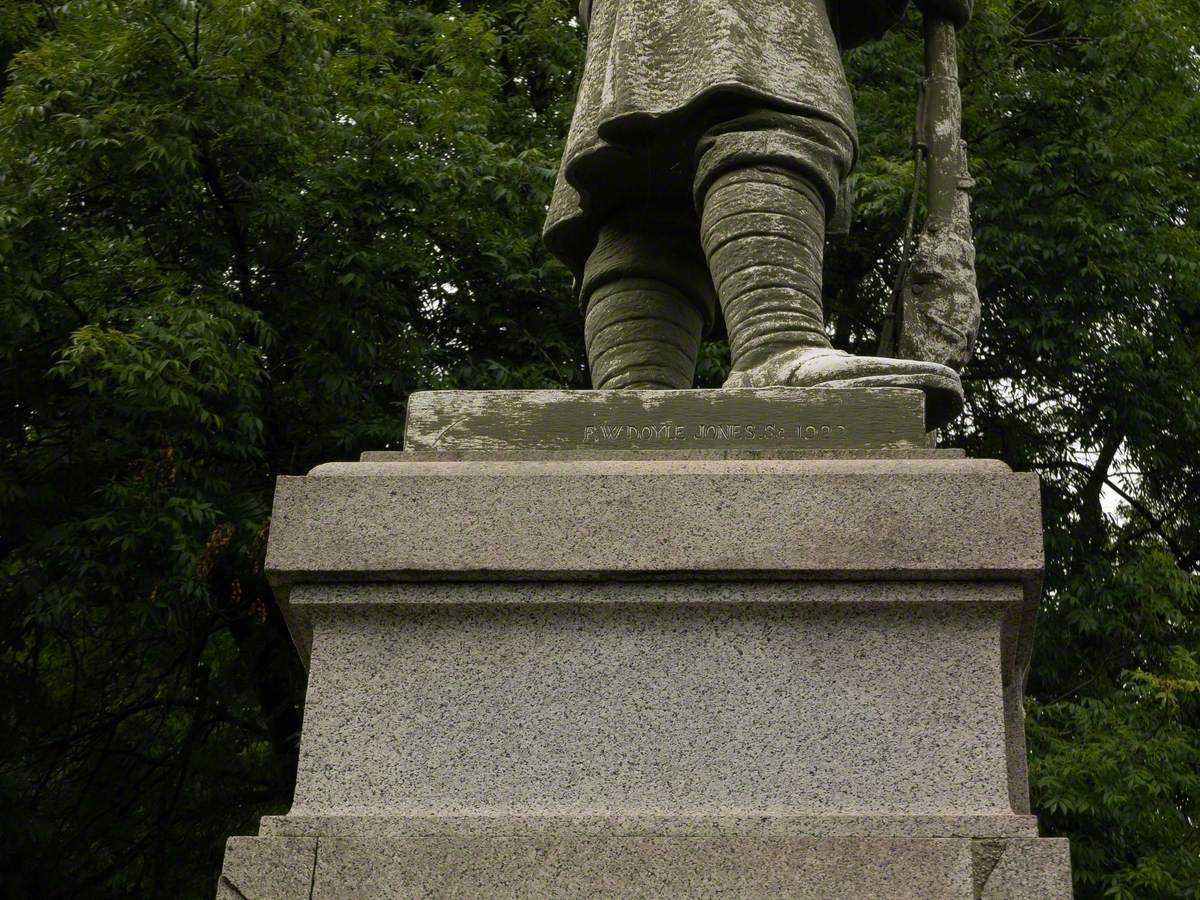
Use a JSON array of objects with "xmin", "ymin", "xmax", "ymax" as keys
[{"xmin": 544, "ymin": 0, "xmax": 910, "ymax": 278}]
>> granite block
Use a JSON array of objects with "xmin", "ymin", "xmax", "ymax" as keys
[
  {"xmin": 217, "ymin": 833, "xmax": 1071, "ymax": 899},
  {"xmin": 218, "ymin": 450, "xmax": 1069, "ymax": 896},
  {"xmin": 215, "ymin": 836, "xmax": 316, "ymax": 900},
  {"xmin": 312, "ymin": 835, "xmax": 975, "ymax": 899},
  {"xmin": 279, "ymin": 582, "xmax": 1024, "ymax": 824},
  {"xmin": 978, "ymin": 838, "xmax": 1074, "ymax": 899},
  {"xmin": 266, "ymin": 457, "xmax": 1044, "ymax": 590}
]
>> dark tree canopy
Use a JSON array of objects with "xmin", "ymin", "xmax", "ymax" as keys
[{"xmin": 0, "ymin": 1, "xmax": 1196, "ymax": 897}]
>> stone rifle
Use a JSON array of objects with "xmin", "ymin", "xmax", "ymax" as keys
[{"xmin": 878, "ymin": 13, "xmax": 981, "ymax": 372}]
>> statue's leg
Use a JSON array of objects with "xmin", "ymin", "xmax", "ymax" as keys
[
  {"xmin": 581, "ymin": 211, "xmax": 715, "ymax": 390},
  {"xmin": 584, "ymin": 281, "xmax": 703, "ymax": 389},
  {"xmin": 694, "ymin": 115, "xmax": 963, "ymax": 428},
  {"xmin": 699, "ymin": 164, "xmax": 832, "ymax": 372}
]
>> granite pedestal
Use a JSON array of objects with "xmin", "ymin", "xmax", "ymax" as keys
[{"xmin": 217, "ymin": 389, "xmax": 1071, "ymax": 898}]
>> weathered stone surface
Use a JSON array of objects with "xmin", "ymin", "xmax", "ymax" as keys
[
  {"xmin": 403, "ymin": 388, "xmax": 929, "ymax": 452},
  {"xmin": 978, "ymin": 838, "xmax": 1074, "ymax": 899},
  {"xmin": 267, "ymin": 457, "xmax": 1044, "ymax": 591},
  {"xmin": 365, "ymin": 448, "xmax": 965, "ymax": 461},
  {"xmin": 311, "ymin": 835, "xmax": 976, "ymax": 899},
  {"xmin": 546, "ymin": 0, "xmax": 868, "ymax": 263},
  {"xmin": 277, "ymin": 582, "xmax": 1027, "ymax": 824},
  {"xmin": 218, "ymin": 450, "xmax": 1070, "ymax": 897},
  {"xmin": 258, "ymin": 813, "xmax": 1039, "ymax": 839},
  {"xmin": 266, "ymin": 457, "xmax": 1045, "ymax": 748},
  {"xmin": 548, "ymin": 0, "xmax": 973, "ymax": 428},
  {"xmin": 215, "ymin": 836, "xmax": 316, "ymax": 900},
  {"xmin": 216, "ymin": 834, "xmax": 1069, "ymax": 899},
  {"xmin": 885, "ymin": 17, "xmax": 981, "ymax": 374}
]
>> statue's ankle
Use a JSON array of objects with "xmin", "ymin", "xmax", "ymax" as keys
[{"xmin": 732, "ymin": 339, "xmax": 834, "ymax": 371}]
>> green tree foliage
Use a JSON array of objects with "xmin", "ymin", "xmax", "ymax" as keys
[
  {"xmin": 0, "ymin": 0, "xmax": 1196, "ymax": 896},
  {"xmin": 842, "ymin": 3, "xmax": 1200, "ymax": 896},
  {"xmin": 0, "ymin": 1, "xmax": 582, "ymax": 895}
]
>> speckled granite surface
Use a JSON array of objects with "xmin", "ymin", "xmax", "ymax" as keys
[
  {"xmin": 216, "ymin": 452, "xmax": 1071, "ymax": 897},
  {"xmin": 219, "ymin": 834, "xmax": 1072, "ymax": 898},
  {"xmin": 267, "ymin": 457, "xmax": 1043, "ymax": 592},
  {"xmin": 284, "ymin": 583, "xmax": 1015, "ymax": 820}
]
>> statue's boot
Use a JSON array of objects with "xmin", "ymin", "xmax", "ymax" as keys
[
  {"xmin": 584, "ymin": 278, "xmax": 704, "ymax": 389},
  {"xmin": 581, "ymin": 210, "xmax": 715, "ymax": 390},
  {"xmin": 699, "ymin": 165, "xmax": 963, "ymax": 429}
]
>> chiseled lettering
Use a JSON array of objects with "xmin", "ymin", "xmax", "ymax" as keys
[
  {"xmin": 586, "ymin": 421, "xmax": 692, "ymax": 442},
  {"xmin": 795, "ymin": 422, "xmax": 849, "ymax": 441},
  {"xmin": 584, "ymin": 418, "xmax": 849, "ymax": 445}
]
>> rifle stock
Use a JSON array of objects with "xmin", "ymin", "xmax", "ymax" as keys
[{"xmin": 878, "ymin": 13, "xmax": 981, "ymax": 371}]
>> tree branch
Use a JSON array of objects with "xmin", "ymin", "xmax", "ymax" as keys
[
  {"xmin": 1030, "ymin": 457, "xmax": 1193, "ymax": 569},
  {"xmin": 195, "ymin": 142, "xmax": 256, "ymax": 307},
  {"xmin": 148, "ymin": 11, "xmax": 197, "ymax": 68}
]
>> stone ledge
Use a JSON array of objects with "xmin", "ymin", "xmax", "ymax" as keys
[
  {"xmin": 258, "ymin": 813, "xmax": 1041, "ymax": 839},
  {"xmin": 217, "ymin": 834, "xmax": 1071, "ymax": 899},
  {"xmin": 287, "ymin": 579, "xmax": 1016, "ymax": 608},
  {"xmin": 362, "ymin": 448, "xmax": 967, "ymax": 462},
  {"xmin": 312, "ymin": 457, "xmax": 996, "ymax": 476},
  {"xmin": 266, "ymin": 457, "xmax": 1043, "ymax": 588}
]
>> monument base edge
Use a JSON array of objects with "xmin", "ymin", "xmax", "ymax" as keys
[
  {"xmin": 217, "ymin": 831, "xmax": 1072, "ymax": 899},
  {"xmin": 257, "ymin": 812, "xmax": 1041, "ymax": 839}
]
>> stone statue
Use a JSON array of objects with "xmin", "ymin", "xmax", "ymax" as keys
[{"xmin": 544, "ymin": 0, "xmax": 975, "ymax": 429}]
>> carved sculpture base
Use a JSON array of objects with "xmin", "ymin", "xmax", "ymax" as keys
[
  {"xmin": 216, "ymin": 394, "xmax": 1071, "ymax": 897},
  {"xmin": 401, "ymin": 387, "xmax": 932, "ymax": 452}
]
